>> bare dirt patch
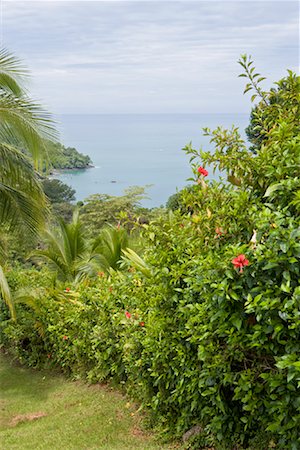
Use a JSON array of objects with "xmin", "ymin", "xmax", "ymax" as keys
[
  {"xmin": 10, "ymin": 412, "xmax": 47, "ymax": 427},
  {"xmin": 115, "ymin": 409, "xmax": 125, "ymax": 421},
  {"xmin": 131, "ymin": 425, "xmax": 146, "ymax": 438}
]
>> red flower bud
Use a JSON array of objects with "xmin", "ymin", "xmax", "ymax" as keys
[
  {"xmin": 232, "ymin": 254, "xmax": 249, "ymax": 272},
  {"xmin": 197, "ymin": 166, "xmax": 208, "ymax": 177},
  {"xmin": 125, "ymin": 311, "xmax": 131, "ymax": 319}
]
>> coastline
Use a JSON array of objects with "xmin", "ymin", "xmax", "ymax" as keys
[{"xmin": 49, "ymin": 164, "xmax": 94, "ymax": 176}]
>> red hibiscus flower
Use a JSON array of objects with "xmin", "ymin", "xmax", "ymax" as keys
[
  {"xmin": 197, "ymin": 166, "xmax": 208, "ymax": 177},
  {"xmin": 232, "ymin": 254, "xmax": 249, "ymax": 273},
  {"xmin": 125, "ymin": 311, "xmax": 131, "ymax": 319},
  {"xmin": 215, "ymin": 227, "xmax": 223, "ymax": 236}
]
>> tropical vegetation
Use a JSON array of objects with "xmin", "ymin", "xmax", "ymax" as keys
[
  {"xmin": 47, "ymin": 141, "xmax": 92, "ymax": 171},
  {"xmin": 1, "ymin": 50, "xmax": 300, "ymax": 449},
  {"xmin": 0, "ymin": 48, "xmax": 57, "ymax": 319}
]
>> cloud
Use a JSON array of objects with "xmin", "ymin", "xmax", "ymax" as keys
[{"xmin": 2, "ymin": 1, "xmax": 299, "ymax": 113}]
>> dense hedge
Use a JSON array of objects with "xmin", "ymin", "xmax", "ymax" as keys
[
  {"xmin": 1, "ymin": 65, "xmax": 300, "ymax": 449},
  {"xmin": 2, "ymin": 204, "xmax": 300, "ymax": 448}
]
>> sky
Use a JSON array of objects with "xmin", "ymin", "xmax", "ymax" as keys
[{"xmin": 1, "ymin": 0, "xmax": 299, "ymax": 114}]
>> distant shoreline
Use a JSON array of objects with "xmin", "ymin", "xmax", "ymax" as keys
[{"xmin": 49, "ymin": 164, "xmax": 94, "ymax": 176}]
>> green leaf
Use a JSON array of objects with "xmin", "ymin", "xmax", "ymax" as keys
[
  {"xmin": 232, "ymin": 317, "xmax": 242, "ymax": 330},
  {"xmin": 244, "ymin": 85, "xmax": 253, "ymax": 94},
  {"xmin": 264, "ymin": 183, "xmax": 281, "ymax": 197}
]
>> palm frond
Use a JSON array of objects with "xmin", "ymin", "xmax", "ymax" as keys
[
  {"xmin": 0, "ymin": 92, "xmax": 58, "ymax": 168},
  {"xmin": 0, "ymin": 264, "xmax": 16, "ymax": 320},
  {"xmin": 59, "ymin": 209, "xmax": 86, "ymax": 265},
  {"xmin": 0, "ymin": 182, "xmax": 47, "ymax": 235},
  {"xmin": 30, "ymin": 210, "xmax": 87, "ymax": 282},
  {"xmin": 92, "ymin": 226, "xmax": 129, "ymax": 271},
  {"xmin": 0, "ymin": 235, "xmax": 7, "ymax": 263},
  {"xmin": 122, "ymin": 248, "xmax": 152, "ymax": 278},
  {"xmin": 0, "ymin": 142, "xmax": 45, "ymax": 198},
  {"xmin": 0, "ymin": 48, "xmax": 28, "ymax": 96},
  {"xmin": 30, "ymin": 248, "xmax": 69, "ymax": 280},
  {"xmin": 0, "ymin": 142, "xmax": 48, "ymax": 233}
]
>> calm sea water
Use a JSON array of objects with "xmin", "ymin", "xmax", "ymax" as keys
[{"xmin": 55, "ymin": 113, "xmax": 249, "ymax": 207}]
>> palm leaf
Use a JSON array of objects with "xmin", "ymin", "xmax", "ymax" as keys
[
  {"xmin": 0, "ymin": 48, "xmax": 58, "ymax": 169},
  {"xmin": 0, "ymin": 142, "xmax": 45, "ymax": 198},
  {"xmin": 30, "ymin": 248, "xmax": 69, "ymax": 281},
  {"xmin": 0, "ymin": 142, "xmax": 48, "ymax": 234},
  {"xmin": 92, "ymin": 226, "xmax": 129, "ymax": 271},
  {"xmin": 0, "ymin": 182, "xmax": 47, "ymax": 235},
  {"xmin": 122, "ymin": 248, "xmax": 152, "ymax": 278},
  {"xmin": 30, "ymin": 210, "xmax": 88, "ymax": 282},
  {"xmin": 0, "ymin": 93, "xmax": 58, "ymax": 168},
  {"xmin": 0, "ymin": 264, "xmax": 16, "ymax": 320},
  {"xmin": 0, "ymin": 48, "xmax": 28, "ymax": 96}
]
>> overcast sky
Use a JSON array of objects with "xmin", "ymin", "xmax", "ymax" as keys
[{"xmin": 1, "ymin": 0, "xmax": 299, "ymax": 114}]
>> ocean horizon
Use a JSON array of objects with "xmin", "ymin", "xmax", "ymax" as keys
[{"xmin": 54, "ymin": 113, "xmax": 250, "ymax": 207}]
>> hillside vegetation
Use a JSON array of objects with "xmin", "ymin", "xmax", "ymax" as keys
[{"xmin": 47, "ymin": 142, "xmax": 92, "ymax": 170}]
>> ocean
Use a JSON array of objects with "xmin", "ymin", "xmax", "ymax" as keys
[{"xmin": 55, "ymin": 113, "xmax": 249, "ymax": 208}]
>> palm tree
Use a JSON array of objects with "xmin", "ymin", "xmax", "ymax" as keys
[
  {"xmin": 0, "ymin": 48, "xmax": 57, "ymax": 319},
  {"xmin": 31, "ymin": 213, "xmax": 134, "ymax": 282},
  {"xmin": 90, "ymin": 225, "xmax": 130, "ymax": 272},
  {"xmin": 31, "ymin": 209, "xmax": 87, "ymax": 282}
]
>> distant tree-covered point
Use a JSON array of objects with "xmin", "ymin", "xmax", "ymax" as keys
[{"xmin": 47, "ymin": 142, "xmax": 93, "ymax": 171}]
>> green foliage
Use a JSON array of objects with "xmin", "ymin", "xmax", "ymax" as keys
[
  {"xmin": 91, "ymin": 226, "xmax": 130, "ymax": 272},
  {"xmin": 30, "ymin": 209, "xmax": 89, "ymax": 282},
  {"xmin": 1, "ymin": 59, "xmax": 300, "ymax": 449},
  {"xmin": 41, "ymin": 178, "xmax": 76, "ymax": 222},
  {"xmin": 79, "ymin": 186, "xmax": 150, "ymax": 236},
  {"xmin": 0, "ymin": 48, "xmax": 57, "ymax": 319},
  {"xmin": 0, "ymin": 265, "xmax": 15, "ymax": 320},
  {"xmin": 50, "ymin": 202, "xmax": 75, "ymax": 223},
  {"xmin": 31, "ymin": 210, "xmax": 135, "ymax": 281},
  {"xmin": 46, "ymin": 141, "xmax": 92, "ymax": 170},
  {"xmin": 245, "ymin": 66, "xmax": 300, "ymax": 153},
  {"xmin": 42, "ymin": 178, "xmax": 76, "ymax": 204},
  {"xmin": 166, "ymin": 188, "xmax": 188, "ymax": 212}
]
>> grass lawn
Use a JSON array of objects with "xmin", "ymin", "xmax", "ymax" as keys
[{"xmin": 0, "ymin": 353, "xmax": 176, "ymax": 450}]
